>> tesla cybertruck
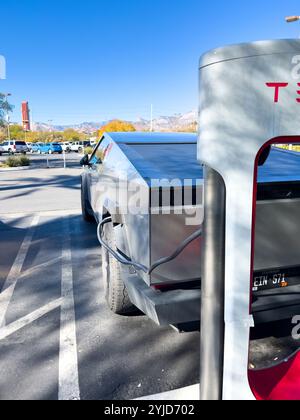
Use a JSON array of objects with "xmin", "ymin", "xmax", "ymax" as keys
[{"xmin": 81, "ymin": 132, "xmax": 300, "ymax": 326}]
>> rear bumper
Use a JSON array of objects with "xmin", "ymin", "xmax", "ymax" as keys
[
  {"xmin": 123, "ymin": 272, "xmax": 201, "ymax": 326},
  {"xmin": 124, "ymin": 271, "xmax": 300, "ymax": 326},
  {"xmin": 252, "ymin": 285, "xmax": 300, "ymax": 324}
]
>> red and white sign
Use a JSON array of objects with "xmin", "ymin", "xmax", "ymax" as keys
[{"xmin": 21, "ymin": 101, "xmax": 31, "ymax": 131}]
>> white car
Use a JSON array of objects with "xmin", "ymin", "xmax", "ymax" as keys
[
  {"xmin": 0, "ymin": 140, "xmax": 28, "ymax": 155},
  {"xmin": 60, "ymin": 142, "xmax": 71, "ymax": 153},
  {"xmin": 26, "ymin": 142, "xmax": 33, "ymax": 152},
  {"xmin": 70, "ymin": 141, "xmax": 91, "ymax": 153}
]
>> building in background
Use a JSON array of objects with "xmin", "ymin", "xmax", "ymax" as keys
[{"xmin": 21, "ymin": 101, "xmax": 31, "ymax": 131}]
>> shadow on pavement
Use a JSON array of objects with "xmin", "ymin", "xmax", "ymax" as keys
[{"xmin": 0, "ymin": 214, "xmax": 200, "ymax": 400}]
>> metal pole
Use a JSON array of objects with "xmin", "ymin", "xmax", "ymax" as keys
[
  {"xmin": 200, "ymin": 166, "xmax": 226, "ymax": 401},
  {"xmin": 63, "ymin": 150, "xmax": 66, "ymax": 169},
  {"xmin": 7, "ymin": 115, "xmax": 11, "ymax": 140},
  {"xmin": 150, "ymin": 104, "xmax": 153, "ymax": 132},
  {"xmin": 4, "ymin": 93, "xmax": 11, "ymax": 140}
]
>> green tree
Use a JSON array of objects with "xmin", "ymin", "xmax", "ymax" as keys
[
  {"xmin": 0, "ymin": 127, "xmax": 6, "ymax": 141},
  {"xmin": 9, "ymin": 124, "xmax": 25, "ymax": 140},
  {"xmin": 0, "ymin": 93, "xmax": 14, "ymax": 128},
  {"xmin": 63, "ymin": 129, "xmax": 85, "ymax": 142},
  {"xmin": 97, "ymin": 120, "xmax": 136, "ymax": 138},
  {"xmin": 175, "ymin": 121, "xmax": 198, "ymax": 133}
]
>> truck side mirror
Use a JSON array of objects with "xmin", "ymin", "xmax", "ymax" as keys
[{"xmin": 80, "ymin": 154, "xmax": 90, "ymax": 167}]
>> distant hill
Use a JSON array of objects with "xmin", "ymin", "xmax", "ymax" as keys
[
  {"xmin": 134, "ymin": 110, "xmax": 197, "ymax": 132},
  {"xmin": 32, "ymin": 121, "xmax": 105, "ymax": 134},
  {"xmin": 32, "ymin": 110, "xmax": 197, "ymax": 134}
]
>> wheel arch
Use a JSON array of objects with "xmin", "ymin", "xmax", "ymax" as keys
[{"xmin": 102, "ymin": 206, "xmax": 131, "ymax": 259}]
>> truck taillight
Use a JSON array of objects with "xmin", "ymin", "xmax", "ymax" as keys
[
  {"xmin": 152, "ymin": 284, "xmax": 169, "ymax": 291},
  {"xmin": 13, "ymin": 145, "xmax": 16, "ymax": 150}
]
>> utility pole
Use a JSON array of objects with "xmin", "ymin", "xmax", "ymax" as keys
[
  {"xmin": 4, "ymin": 93, "xmax": 12, "ymax": 140},
  {"xmin": 48, "ymin": 119, "xmax": 53, "ymax": 136},
  {"xmin": 150, "ymin": 104, "xmax": 153, "ymax": 132},
  {"xmin": 7, "ymin": 113, "xmax": 11, "ymax": 140},
  {"xmin": 48, "ymin": 120, "xmax": 54, "ymax": 141}
]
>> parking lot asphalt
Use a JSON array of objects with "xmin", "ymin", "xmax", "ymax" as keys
[
  {"xmin": 0, "ymin": 154, "xmax": 300, "ymax": 400},
  {"xmin": 0, "ymin": 159, "xmax": 200, "ymax": 400}
]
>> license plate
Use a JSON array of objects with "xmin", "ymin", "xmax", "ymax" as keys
[
  {"xmin": 252, "ymin": 272, "xmax": 288, "ymax": 292},
  {"xmin": 253, "ymin": 265, "xmax": 300, "ymax": 292}
]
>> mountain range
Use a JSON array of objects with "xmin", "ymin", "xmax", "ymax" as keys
[{"xmin": 32, "ymin": 110, "xmax": 197, "ymax": 134}]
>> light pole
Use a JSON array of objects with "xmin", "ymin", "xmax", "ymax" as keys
[
  {"xmin": 48, "ymin": 120, "xmax": 54, "ymax": 141},
  {"xmin": 4, "ymin": 93, "xmax": 12, "ymax": 140},
  {"xmin": 286, "ymin": 16, "xmax": 300, "ymax": 23},
  {"xmin": 150, "ymin": 104, "xmax": 153, "ymax": 132}
]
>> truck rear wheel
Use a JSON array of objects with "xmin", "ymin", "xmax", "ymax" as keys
[
  {"xmin": 81, "ymin": 179, "xmax": 95, "ymax": 223},
  {"xmin": 102, "ymin": 222, "xmax": 135, "ymax": 315}
]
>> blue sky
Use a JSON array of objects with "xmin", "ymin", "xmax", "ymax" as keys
[{"xmin": 1, "ymin": 0, "xmax": 300, "ymax": 125}]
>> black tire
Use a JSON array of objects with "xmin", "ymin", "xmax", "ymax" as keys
[
  {"xmin": 102, "ymin": 222, "xmax": 135, "ymax": 315},
  {"xmin": 81, "ymin": 179, "xmax": 95, "ymax": 223}
]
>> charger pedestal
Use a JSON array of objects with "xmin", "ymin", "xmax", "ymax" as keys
[{"xmin": 199, "ymin": 40, "xmax": 300, "ymax": 400}]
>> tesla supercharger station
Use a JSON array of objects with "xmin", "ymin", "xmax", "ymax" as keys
[{"xmin": 199, "ymin": 40, "xmax": 300, "ymax": 400}]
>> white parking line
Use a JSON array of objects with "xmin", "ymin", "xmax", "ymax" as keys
[
  {"xmin": 0, "ymin": 210, "xmax": 81, "ymax": 217},
  {"xmin": 0, "ymin": 298, "xmax": 63, "ymax": 341},
  {"xmin": 19, "ymin": 256, "xmax": 62, "ymax": 279},
  {"xmin": 58, "ymin": 217, "xmax": 80, "ymax": 401},
  {"xmin": 0, "ymin": 214, "xmax": 39, "ymax": 328},
  {"xmin": 136, "ymin": 384, "xmax": 200, "ymax": 401}
]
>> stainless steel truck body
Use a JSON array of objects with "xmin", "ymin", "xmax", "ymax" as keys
[{"xmin": 81, "ymin": 132, "xmax": 300, "ymax": 326}]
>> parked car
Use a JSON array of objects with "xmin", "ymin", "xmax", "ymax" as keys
[
  {"xmin": 0, "ymin": 140, "xmax": 28, "ymax": 155},
  {"xmin": 60, "ymin": 142, "xmax": 71, "ymax": 153},
  {"xmin": 81, "ymin": 132, "xmax": 300, "ymax": 327},
  {"xmin": 70, "ymin": 141, "xmax": 91, "ymax": 153},
  {"xmin": 38, "ymin": 143, "xmax": 63, "ymax": 154},
  {"xmin": 26, "ymin": 142, "xmax": 33, "ymax": 152},
  {"xmin": 31, "ymin": 142, "xmax": 44, "ymax": 153}
]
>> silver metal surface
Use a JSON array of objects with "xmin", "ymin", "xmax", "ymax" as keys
[
  {"xmin": 83, "ymin": 132, "xmax": 203, "ymax": 286},
  {"xmin": 150, "ymin": 211, "xmax": 202, "ymax": 285},
  {"xmin": 200, "ymin": 39, "xmax": 300, "ymax": 69},
  {"xmin": 200, "ymin": 167, "xmax": 226, "ymax": 401},
  {"xmin": 122, "ymin": 269, "xmax": 201, "ymax": 326}
]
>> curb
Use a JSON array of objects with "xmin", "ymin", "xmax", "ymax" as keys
[{"xmin": 0, "ymin": 166, "xmax": 32, "ymax": 173}]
